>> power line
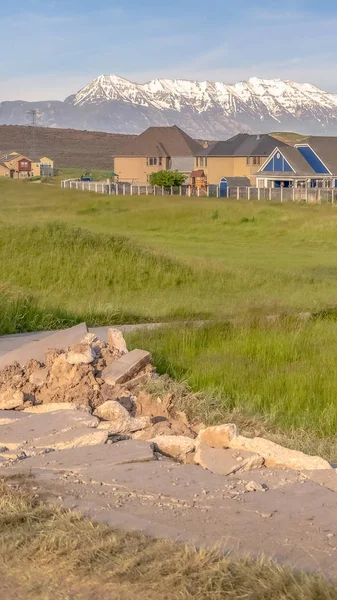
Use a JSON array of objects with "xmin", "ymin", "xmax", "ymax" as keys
[{"xmin": 27, "ymin": 109, "xmax": 38, "ymax": 156}]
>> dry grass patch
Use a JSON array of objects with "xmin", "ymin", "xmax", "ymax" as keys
[{"xmin": 0, "ymin": 478, "xmax": 337, "ymax": 600}]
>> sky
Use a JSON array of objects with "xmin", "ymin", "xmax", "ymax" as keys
[{"xmin": 1, "ymin": 0, "xmax": 337, "ymax": 101}]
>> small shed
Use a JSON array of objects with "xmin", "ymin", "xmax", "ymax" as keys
[
  {"xmin": 219, "ymin": 176, "xmax": 251, "ymax": 197},
  {"xmin": 191, "ymin": 169, "xmax": 207, "ymax": 188}
]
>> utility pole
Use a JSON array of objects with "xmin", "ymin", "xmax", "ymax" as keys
[{"xmin": 27, "ymin": 109, "xmax": 38, "ymax": 157}]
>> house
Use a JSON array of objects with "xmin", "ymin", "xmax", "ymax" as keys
[
  {"xmin": 194, "ymin": 134, "xmax": 288, "ymax": 186},
  {"xmin": 113, "ymin": 125, "xmax": 203, "ymax": 184},
  {"xmin": 30, "ymin": 155, "xmax": 54, "ymax": 177},
  {"xmin": 0, "ymin": 151, "xmax": 54, "ymax": 178},
  {"xmin": 256, "ymin": 137, "xmax": 337, "ymax": 188},
  {"xmin": 0, "ymin": 152, "xmax": 34, "ymax": 179}
]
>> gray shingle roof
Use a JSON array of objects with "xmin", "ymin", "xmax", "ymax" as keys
[
  {"xmin": 259, "ymin": 146, "xmax": 316, "ymax": 176},
  {"xmin": 300, "ymin": 137, "xmax": 337, "ymax": 174},
  {"xmin": 197, "ymin": 134, "xmax": 288, "ymax": 157},
  {"xmin": 115, "ymin": 125, "xmax": 202, "ymax": 157}
]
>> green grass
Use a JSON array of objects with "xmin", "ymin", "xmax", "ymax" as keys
[
  {"xmin": 3, "ymin": 178, "xmax": 337, "ymax": 441},
  {"xmin": 3, "ymin": 178, "xmax": 337, "ymax": 323},
  {"xmin": 126, "ymin": 320, "xmax": 337, "ymax": 455},
  {"xmin": 1, "ymin": 478, "xmax": 337, "ymax": 600}
]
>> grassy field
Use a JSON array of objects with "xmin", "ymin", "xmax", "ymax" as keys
[
  {"xmin": 3, "ymin": 178, "xmax": 337, "ymax": 445},
  {"xmin": 1, "ymin": 478, "xmax": 336, "ymax": 600}
]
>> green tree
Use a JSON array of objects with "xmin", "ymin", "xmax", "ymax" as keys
[{"xmin": 149, "ymin": 170, "xmax": 187, "ymax": 187}]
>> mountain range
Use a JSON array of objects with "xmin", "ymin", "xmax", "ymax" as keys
[{"xmin": 2, "ymin": 74, "xmax": 337, "ymax": 138}]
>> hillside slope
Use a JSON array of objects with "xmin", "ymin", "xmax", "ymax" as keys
[{"xmin": 0, "ymin": 125, "xmax": 136, "ymax": 168}]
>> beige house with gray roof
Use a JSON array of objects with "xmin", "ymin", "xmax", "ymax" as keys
[{"xmin": 114, "ymin": 125, "xmax": 202, "ymax": 184}]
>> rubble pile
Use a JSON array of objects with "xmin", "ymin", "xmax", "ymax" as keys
[{"xmin": 0, "ymin": 324, "xmax": 332, "ymax": 473}]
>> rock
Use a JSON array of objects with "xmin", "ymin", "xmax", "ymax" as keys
[
  {"xmin": 24, "ymin": 403, "xmax": 89, "ymax": 414},
  {"xmin": 108, "ymin": 328, "xmax": 128, "ymax": 354},
  {"xmin": 66, "ymin": 343, "xmax": 96, "ymax": 365},
  {"xmin": 194, "ymin": 444, "xmax": 264, "ymax": 476},
  {"xmin": 245, "ymin": 481, "xmax": 266, "ymax": 492},
  {"xmin": 135, "ymin": 390, "xmax": 172, "ymax": 419},
  {"xmin": 81, "ymin": 333, "xmax": 98, "ymax": 344},
  {"xmin": 229, "ymin": 435, "xmax": 332, "ymax": 471},
  {"xmin": 94, "ymin": 400, "xmax": 131, "ymax": 424},
  {"xmin": 33, "ymin": 427, "xmax": 108, "ymax": 451},
  {"xmin": 151, "ymin": 435, "xmax": 196, "ymax": 462},
  {"xmin": 198, "ymin": 424, "xmax": 331, "ymax": 472},
  {"xmin": 124, "ymin": 373, "xmax": 151, "ymax": 390},
  {"xmin": 197, "ymin": 424, "xmax": 238, "ymax": 449},
  {"xmin": 98, "ymin": 416, "xmax": 151, "ymax": 435},
  {"xmin": 101, "ymin": 349, "xmax": 151, "ymax": 386},
  {"xmin": 0, "ymin": 388, "xmax": 24, "ymax": 410},
  {"xmin": 94, "ymin": 401, "xmax": 150, "ymax": 434},
  {"xmin": 29, "ymin": 368, "xmax": 49, "ymax": 387}
]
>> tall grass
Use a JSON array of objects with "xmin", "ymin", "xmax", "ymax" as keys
[{"xmin": 127, "ymin": 319, "xmax": 337, "ymax": 442}]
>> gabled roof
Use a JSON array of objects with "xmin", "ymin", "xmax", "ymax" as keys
[
  {"xmin": 259, "ymin": 146, "xmax": 316, "ymax": 176},
  {"xmin": 197, "ymin": 134, "xmax": 288, "ymax": 157},
  {"xmin": 115, "ymin": 125, "xmax": 202, "ymax": 157},
  {"xmin": 297, "ymin": 137, "xmax": 337, "ymax": 174}
]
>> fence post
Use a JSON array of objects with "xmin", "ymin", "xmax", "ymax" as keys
[
  {"xmin": 216, "ymin": 186, "xmax": 219, "ymax": 198},
  {"xmin": 188, "ymin": 186, "xmax": 191, "ymax": 197},
  {"xmin": 292, "ymin": 187, "xmax": 295, "ymax": 202},
  {"xmin": 171, "ymin": 186, "xmax": 173, "ymax": 196},
  {"xmin": 258, "ymin": 186, "xmax": 260, "ymax": 201},
  {"xmin": 280, "ymin": 186, "xmax": 283, "ymax": 203},
  {"xmin": 123, "ymin": 184, "xmax": 126, "ymax": 196},
  {"xmin": 306, "ymin": 187, "xmax": 308, "ymax": 203},
  {"xmin": 237, "ymin": 187, "xmax": 240, "ymax": 200},
  {"xmin": 179, "ymin": 186, "xmax": 182, "ymax": 196},
  {"xmin": 332, "ymin": 188, "xmax": 334, "ymax": 205},
  {"xmin": 247, "ymin": 186, "xmax": 250, "ymax": 200},
  {"xmin": 130, "ymin": 185, "xmax": 133, "ymax": 196},
  {"xmin": 318, "ymin": 188, "xmax": 321, "ymax": 204},
  {"xmin": 207, "ymin": 186, "xmax": 209, "ymax": 197},
  {"xmin": 197, "ymin": 187, "xmax": 200, "ymax": 197},
  {"xmin": 269, "ymin": 187, "xmax": 272, "ymax": 201}
]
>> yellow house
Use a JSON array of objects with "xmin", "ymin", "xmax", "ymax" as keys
[
  {"xmin": 114, "ymin": 125, "xmax": 202, "ymax": 184},
  {"xmin": 0, "ymin": 151, "xmax": 54, "ymax": 178},
  {"xmin": 195, "ymin": 134, "xmax": 289, "ymax": 186}
]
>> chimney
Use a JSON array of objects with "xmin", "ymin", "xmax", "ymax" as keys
[{"xmin": 203, "ymin": 141, "xmax": 209, "ymax": 149}]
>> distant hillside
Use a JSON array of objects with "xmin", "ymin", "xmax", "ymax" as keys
[
  {"xmin": 0, "ymin": 125, "xmax": 136, "ymax": 169},
  {"xmin": 270, "ymin": 132, "xmax": 308, "ymax": 146}
]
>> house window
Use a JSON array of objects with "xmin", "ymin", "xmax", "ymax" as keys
[
  {"xmin": 246, "ymin": 157, "xmax": 250, "ymax": 166},
  {"xmin": 159, "ymin": 157, "xmax": 162, "ymax": 166},
  {"xmin": 147, "ymin": 157, "xmax": 158, "ymax": 166},
  {"xmin": 252, "ymin": 157, "xmax": 261, "ymax": 165},
  {"xmin": 196, "ymin": 157, "xmax": 199, "ymax": 167},
  {"xmin": 21, "ymin": 161, "xmax": 28, "ymax": 166}
]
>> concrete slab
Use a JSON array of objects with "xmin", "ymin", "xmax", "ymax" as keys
[
  {"xmin": 302, "ymin": 469, "xmax": 337, "ymax": 493},
  {"xmin": 0, "ymin": 410, "xmax": 98, "ymax": 450},
  {"xmin": 33, "ymin": 427, "xmax": 108, "ymax": 450},
  {"xmin": 0, "ymin": 410, "xmax": 31, "ymax": 425},
  {"xmin": 18, "ymin": 440, "xmax": 156, "ymax": 471},
  {"xmin": 0, "ymin": 323, "xmax": 88, "ymax": 369},
  {"xmin": 102, "ymin": 349, "xmax": 151, "ymax": 386}
]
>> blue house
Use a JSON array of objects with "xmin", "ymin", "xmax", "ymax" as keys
[{"xmin": 256, "ymin": 138, "xmax": 337, "ymax": 188}]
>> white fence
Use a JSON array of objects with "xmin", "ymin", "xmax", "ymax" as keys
[{"xmin": 61, "ymin": 179, "xmax": 337, "ymax": 203}]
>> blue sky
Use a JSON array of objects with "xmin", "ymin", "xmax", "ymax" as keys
[{"xmin": 2, "ymin": 0, "xmax": 337, "ymax": 100}]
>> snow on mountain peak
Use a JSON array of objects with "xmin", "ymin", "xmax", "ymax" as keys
[{"xmin": 67, "ymin": 73, "xmax": 337, "ymax": 135}]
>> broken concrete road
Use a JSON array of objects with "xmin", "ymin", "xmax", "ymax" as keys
[{"xmin": 2, "ymin": 441, "xmax": 337, "ymax": 579}]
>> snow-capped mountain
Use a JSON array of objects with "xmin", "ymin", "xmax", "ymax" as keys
[{"xmin": 2, "ymin": 74, "xmax": 337, "ymax": 137}]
